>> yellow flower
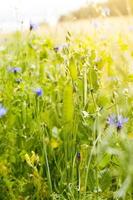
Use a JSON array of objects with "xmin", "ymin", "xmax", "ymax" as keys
[
  {"xmin": 25, "ymin": 151, "xmax": 39, "ymax": 168},
  {"xmin": 25, "ymin": 153, "xmax": 33, "ymax": 167},
  {"xmin": 31, "ymin": 151, "xmax": 39, "ymax": 166},
  {"xmin": 50, "ymin": 138, "xmax": 61, "ymax": 149}
]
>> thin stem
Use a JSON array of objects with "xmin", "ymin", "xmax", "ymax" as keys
[
  {"xmin": 83, "ymin": 65, "xmax": 87, "ymax": 108},
  {"xmin": 43, "ymin": 134, "xmax": 52, "ymax": 194},
  {"xmin": 84, "ymin": 133, "xmax": 101, "ymax": 195}
]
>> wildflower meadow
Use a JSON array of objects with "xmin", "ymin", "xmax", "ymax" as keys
[{"xmin": 0, "ymin": 23, "xmax": 133, "ymax": 200}]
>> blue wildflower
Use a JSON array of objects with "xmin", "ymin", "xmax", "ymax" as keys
[
  {"xmin": 34, "ymin": 88, "xmax": 43, "ymax": 96},
  {"xmin": 54, "ymin": 44, "xmax": 68, "ymax": 52},
  {"xmin": 107, "ymin": 114, "xmax": 128, "ymax": 131},
  {"xmin": 116, "ymin": 115, "xmax": 128, "ymax": 131},
  {"xmin": 8, "ymin": 67, "xmax": 21, "ymax": 74},
  {"xmin": 0, "ymin": 105, "xmax": 7, "ymax": 118},
  {"xmin": 29, "ymin": 22, "xmax": 38, "ymax": 31},
  {"xmin": 54, "ymin": 46, "xmax": 60, "ymax": 52},
  {"xmin": 107, "ymin": 115, "xmax": 116, "ymax": 125}
]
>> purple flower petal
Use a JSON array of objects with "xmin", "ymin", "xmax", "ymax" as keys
[
  {"xmin": 107, "ymin": 114, "xmax": 128, "ymax": 131},
  {"xmin": 34, "ymin": 88, "xmax": 43, "ymax": 96},
  {"xmin": 8, "ymin": 67, "xmax": 22, "ymax": 73},
  {"xmin": 107, "ymin": 115, "xmax": 116, "ymax": 125},
  {"xmin": 29, "ymin": 22, "xmax": 38, "ymax": 31},
  {"xmin": 0, "ymin": 105, "xmax": 7, "ymax": 118}
]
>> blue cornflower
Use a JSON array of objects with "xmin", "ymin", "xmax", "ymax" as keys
[
  {"xmin": 29, "ymin": 22, "xmax": 38, "ymax": 31},
  {"xmin": 8, "ymin": 67, "xmax": 22, "ymax": 74},
  {"xmin": 107, "ymin": 115, "xmax": 116, "ymax": 125},
  {"xmin": 107, "ymin": 114, "xmax": 128, "ymax": 131},
  {"xmin": 116, "ymin": 115, "xmax": 128, "ymax": 131},
  {"xmin": 0, "ymin": 105, "xmax": 7, "ymax": 118},
  {"xmin": 54, "ymin": 44, "xmax": 68, "ymax": 52},
  {"xmin": 34, "ymin": 88, "xmax": 43, "ymax": 96},
  {"xmin": 54, "ymin": 46, "xmax": 60, "ymax": 52}
]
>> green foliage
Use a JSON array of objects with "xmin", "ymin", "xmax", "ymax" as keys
[
  {"xmin": 0, "ymin": 28, "xmax": 133, "ymax": 200},
  {"xmin": 63, "ymin": 83, "xmax": 74, "ymax": 124}
]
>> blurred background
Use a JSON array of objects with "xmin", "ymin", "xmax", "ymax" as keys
[{"xmin": 0, "ymin": 0, "xmax": 133, "ymax": 32}]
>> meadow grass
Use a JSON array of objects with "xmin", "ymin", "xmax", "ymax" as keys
[{"xmin": 0, "ymin": 18, "xmax": 133, "ymax": 199}]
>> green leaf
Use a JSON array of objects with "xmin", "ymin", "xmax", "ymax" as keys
[
  {"xmin": 63, "ymin": 83, "xmax": 74, "ymax": 124},
  {"xmin": 99, "ymin": 169, "xmax": 112, "ymax": 191}
]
